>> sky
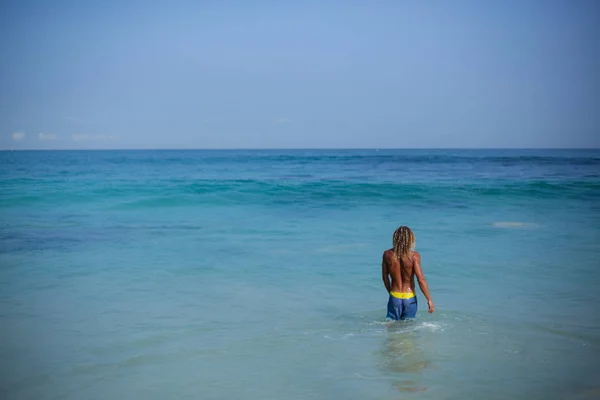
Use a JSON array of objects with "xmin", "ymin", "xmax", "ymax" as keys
[{"xmin": 0, "ymin": 0, "xmax": 599, "ymax": 149}]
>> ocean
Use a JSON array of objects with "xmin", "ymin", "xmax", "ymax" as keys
[{"xmin": 1, "ymin": 149, "xmax": 599, "ymax": 399}]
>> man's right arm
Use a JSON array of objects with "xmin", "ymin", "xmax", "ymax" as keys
[
  {"xmin": 381, "ymin": 251, "xmax": 392, "ymax": 293},
  {"xmin": 413, "ymin": 252, "xmax": 434, "ymax": 313}
]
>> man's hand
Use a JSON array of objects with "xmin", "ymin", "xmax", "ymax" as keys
[{"xmin": 428, "ymin": 300, "xmax": 435, "ymax": 313}]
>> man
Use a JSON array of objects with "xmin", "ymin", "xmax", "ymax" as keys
[{"xmin": 382, "ymin": 226, "xmax": 434, "ymax": 320}]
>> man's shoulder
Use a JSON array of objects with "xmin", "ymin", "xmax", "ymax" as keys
[{"xmin": 382, "ymin": 249, "xmax": 395, "ymax": 260}]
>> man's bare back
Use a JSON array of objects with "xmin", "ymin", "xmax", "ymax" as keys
[
  {"xmin": 382, "ymin": 249, "xmax": 416, "ymax": 293},
  {"xmin": 382, "ymin": 249, "xmax": 434, "ymax": 318}
]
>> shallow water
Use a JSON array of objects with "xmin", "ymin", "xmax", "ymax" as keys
[{"xmin": 1, "ymin": 149, "xmax": 599, "ymax": 399}]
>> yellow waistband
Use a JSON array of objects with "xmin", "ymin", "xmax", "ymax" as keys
[{"xmin": 390, "ymin": 291, "xmax": 416, "ymax": 299}]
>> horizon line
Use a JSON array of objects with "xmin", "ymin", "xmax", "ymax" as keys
[{"xmin": 1, "ymin": 147, "xmax": 599, "ymax": 151}]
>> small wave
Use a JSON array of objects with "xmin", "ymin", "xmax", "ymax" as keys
[
  {"xmin": 418, "ymin": 322, "xmax": 444, "ymax": 332},
  {"xmin": 86, "ymin": 151, "xmax": 600, "ymax": 167},
  {"xmin": 369, "ymin": 319, "xmax": 445, "ymax": 333},
  {"xmin": 96, "ymin": 178, "xmax": 600, "ymax": 210}
]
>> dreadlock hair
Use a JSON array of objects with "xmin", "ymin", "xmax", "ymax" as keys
[{"xmin": 392, "ymin": 226, "xmax": 415, "ymax": 261}]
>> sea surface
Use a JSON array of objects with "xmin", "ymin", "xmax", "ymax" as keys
[{"xmin": 1, "ymin": 149, "xmax": 599, "ymax": 400}]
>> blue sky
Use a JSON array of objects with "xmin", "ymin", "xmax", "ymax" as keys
[{"xmin": 1, "ymin": 0, "xmax": 599, "ymax": 149}]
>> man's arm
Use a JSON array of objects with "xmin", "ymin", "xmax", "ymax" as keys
[
  {"xmin": 381, "ymin": 251, "xmax": 392, "ymax": 293},
  {"xmin": 413, "ymin": 252, "xmax": 434, "ymax": 313}
]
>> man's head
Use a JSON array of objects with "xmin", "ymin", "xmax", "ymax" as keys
[{"xmin": 392, "ymin": 226, "xmax": 415, "ymax": 259}]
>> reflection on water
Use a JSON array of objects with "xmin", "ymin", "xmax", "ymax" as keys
[{"xmin": 378, "ymin": 321, "xmax": 430, "ymax": 393}]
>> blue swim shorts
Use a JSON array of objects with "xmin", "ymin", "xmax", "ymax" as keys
[{"xmin": 386, "ymin": 292, "xmax": 418, "ymax": 321}]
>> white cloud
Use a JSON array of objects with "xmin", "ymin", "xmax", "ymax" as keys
[
  {"xmin": 12, "ymin": 132, "xmax": 26, "ymax": 141},
  {"xmin": 272, "ymin": 117, "xmax": 290, "ymax": 125},
  {"xmin": 38, "ymin": 132, "xmax": 58, "ymax": 141}
]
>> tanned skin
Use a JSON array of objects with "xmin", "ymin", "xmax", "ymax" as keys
[{"xmin": 382, "ymin": 249, "xmax": 434, "ymax": 313}]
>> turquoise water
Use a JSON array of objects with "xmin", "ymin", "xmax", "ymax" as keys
[{"xmin": 1, "ymin": 149, "xmax": 599, "ymax": 399}]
